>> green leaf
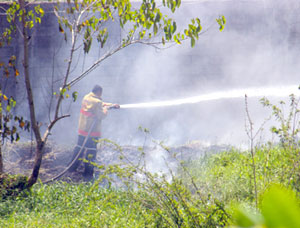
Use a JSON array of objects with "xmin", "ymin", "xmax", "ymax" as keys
[
  {"xmin": 154, "ymin": 12, "xmax": 161, "ymax": 23},
  {"xmin": 170, "ymin": 1, "xmax": 175, "ymax": 13},
  {"xmin": 101, "ymin": 32, "xmax": 108, "ymax": 48},
  {"xmin": 60, "ymin": 88, "xmax": 67, "ymax": 96},
  {"xmin": 216, "ymin": 16, "xmax": 226, "ymax": 31},
  {"xmin": 172, "ymin": 21, "xmax": 177, "ymax": 34},
  {"xmin": 262, "ymin": 185, "xmax": 300, "ymax": 228},
  {"xmin": 191, "ymin": 37, "xmax": 195, "ymax": 47},
  {"xmin": 84, "ymin": 37, "xmax": 92, "ymax": 53},
  {"xmin": 153, "ymin": 23, "xmax": 158, "ymax": 35},
  {"xmin": 10, "ymin": 97, "xmax": 16, "ymax": 107},
  {"xmin": 219, "ymin": 24, "xmax": 224, "ymax": 31},
  {"xmin": 222, "ymin": 15, "xmax": 226, "ymax": 25},
  {"xmin": 139, "ymin": 30, "xmax": 146, "ymax": 39},
  {"xmin": 72, "ymin": 91, "xmax": 78, "ymax": 102},
  {"xmin": 174, "ymin": 34, "xmax": 181, "ymax": 44},
  {"xmin": 16, "ymin": 133, "xmax": 20, "ymax": 141}
]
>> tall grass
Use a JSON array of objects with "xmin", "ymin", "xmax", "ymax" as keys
[
  {"xmin": 183, "ymin": 145, "xmax": 300, "ymax": 205},
  {"xmin": 0, "ymin": 182, "xmax": 152, "ymax": 227},
  {"xmin": 1, "ymin": 142, "xmax": 300, "ymax": 227},
  {"xmin": 1, "ymin": 95, "xmax": 300, "ymax": 227}
]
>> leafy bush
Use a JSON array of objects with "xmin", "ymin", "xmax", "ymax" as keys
[
  {"xmin": 90, "ymin": 139, "xmax": 231, "ymax": 227},
  {"xmin": 0, "ymin": 173, "xmax": 28, "ymax": 199},
  {"xmin": 184, "ymin": 145, "xmax": 300, "ymax": 206},
  {"xmin": 233, "ymin": 185, "xmax": 300, "ymax": 228}
]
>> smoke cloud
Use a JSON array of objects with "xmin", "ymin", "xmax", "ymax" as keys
[
  {"xmin": 9, "ymin": 0, "xmax": 300, "ymax": 149},
  {"xmin": 98, "ymin": 0, "xmax": 300, "ymax": 147}
]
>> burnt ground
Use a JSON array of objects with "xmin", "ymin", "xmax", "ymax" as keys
[{"xmin": 3, "ymin": 140, "xmax": 230, "ymax": 183}]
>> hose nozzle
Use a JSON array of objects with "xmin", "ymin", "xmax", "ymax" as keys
[{"xmin": 107, "ymin": 104, "xmax": 120, "ymax": 110}]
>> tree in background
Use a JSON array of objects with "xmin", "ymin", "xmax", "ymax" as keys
[
  {"xmin": 0, "ymin": 1, "xmax": 46, "ymax": 187},
  {"xmin": 0, "ymin": 89, "xmax": 30, "ymax": 174},
  {"xmin": 0, "ymin": 0, "xmax": 225, "ymax": 189},
  {"xmin": 0, "ymin": 32, "xmax": 31, "ymax": 174}
]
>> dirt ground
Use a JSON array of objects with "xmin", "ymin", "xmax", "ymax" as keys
[{"xmin": 3, "ymin": 140, "xmax": 229, "ymax": 183}]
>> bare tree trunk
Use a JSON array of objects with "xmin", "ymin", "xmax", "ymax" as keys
[
  {"xmin": 0, "ymin": 146, "xmax": 3, "ymax": 174},
  {"xmin": 19, "ymin": 0, "xmax": 44, "ymax": 188},
  {"xmin": 0, "ymin": 110, "xmax": 3, "ymax": 174}
]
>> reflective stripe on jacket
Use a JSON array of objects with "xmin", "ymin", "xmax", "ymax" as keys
[{"xmin": 78, "ymin": 92, "xmax": 108, "ymax": 137}]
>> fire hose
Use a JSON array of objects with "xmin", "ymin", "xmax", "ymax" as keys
[{"xmin": 43, "ymin": 106, "xmax": 119, "ymax": 184}]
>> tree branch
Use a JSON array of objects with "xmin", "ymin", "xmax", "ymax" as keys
[
  {"xmin": 0, "ymin": 6, "xmax": 7, "ymax": 13},
  {"xmin": 66, "ymin": 40, "xmax": 137, "ymax": 88},
  {"xmin": 42, "ymin": 114, "xmax": 70, "ymax": 141}
]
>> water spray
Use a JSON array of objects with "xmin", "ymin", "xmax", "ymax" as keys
[
  {"xmin": 120, "ymin": 85, "xmax": 300, "ymax": 109},
  {"xmin": 44, "ymin": 85, "xmax": 299, "ymax": 183}
]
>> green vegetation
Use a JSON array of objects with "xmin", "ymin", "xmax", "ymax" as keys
[
  {"xmin": 0, "ymin": 97, "xmax": 298, "ymax": 227},
  {"xmin": 184, "ymin": 145, "xmax": 300, "ymax": 205},
  {"xmin": 0, "ymin": 143, "xmax": 299, "ymax": 227},
  {"xmin": 0, "ymin": 183, "xmax": 153, "ymax": 227},
  {"xmin": 1, "ymin": 95, "xmax": 300, "ymax": 227}
]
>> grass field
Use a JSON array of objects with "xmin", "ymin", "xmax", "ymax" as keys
[{"xmin": 1, "ymin": 141, "xmax": 300, "ymax": 227}]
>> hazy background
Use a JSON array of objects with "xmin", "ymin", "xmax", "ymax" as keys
[{"xmin": 3, "ymin": 0, "xmax": 300, "ymax": 148}]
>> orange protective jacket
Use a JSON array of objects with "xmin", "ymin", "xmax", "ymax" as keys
[{"xmin": 78, "ymin": 92, "xmax": 112, "ymax": 138}]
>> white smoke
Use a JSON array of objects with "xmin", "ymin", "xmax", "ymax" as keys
[{"xmin": 11, "ymin": 0, "xmax": 300, "ymax": 149}]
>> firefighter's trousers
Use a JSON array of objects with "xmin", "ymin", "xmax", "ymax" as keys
[{"xmin": 69, "ymin": 135, "xmax": 98, "ymax": 178}]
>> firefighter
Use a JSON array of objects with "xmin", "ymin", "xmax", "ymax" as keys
[{"xmin": 69, "ymin": 85, "xmax": 119, "ymax": 181}]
